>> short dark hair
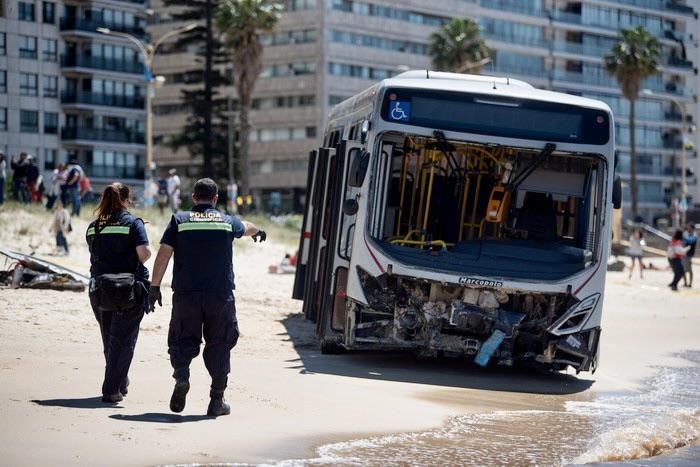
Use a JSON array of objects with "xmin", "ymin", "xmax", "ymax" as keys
[{"xmin": 193, "ymin": 178, "xmax": 218, "ymax": 202}]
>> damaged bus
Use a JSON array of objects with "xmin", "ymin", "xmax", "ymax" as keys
[{"xmin": 293, "ymin": 70, "xmax": 621, "ymax": 374}]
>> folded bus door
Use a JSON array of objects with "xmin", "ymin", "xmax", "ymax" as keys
[
  {"xmin": 294, "ymin": 148, "xmax": 330, "ymax": 323},
  {"xmin": 292, "ymin": 150, "xmax": 318, "ymax": 303},
  {"xmin": 316, "ymin": 140, "xmax": 364, "ymax": 353}
]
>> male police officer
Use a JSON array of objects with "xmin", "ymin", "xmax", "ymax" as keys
[{"xmin": 148, "ymin": 178, "xmax": 266, "ymax": 416}]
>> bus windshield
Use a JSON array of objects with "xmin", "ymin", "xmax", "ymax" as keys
[
  {"xmin": 380, "ymin": 88, "xmax": 610, "ymax": 145},
  {"xmin": 368, "ymin": 131, "xmax": 604, "ymax": 281}
]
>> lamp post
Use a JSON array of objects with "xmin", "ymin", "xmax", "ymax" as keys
[
  {"xmin": 642, "ymin": 89, "xmax": 688, "ymax": 226},
  {"xmin": 97, "ymin": 24, "xmax": 197, "ymax": 203}
]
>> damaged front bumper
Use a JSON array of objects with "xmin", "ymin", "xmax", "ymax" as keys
[{"xmin": 344, "ymin": 270, "xmax": 600, "ymax": 373}]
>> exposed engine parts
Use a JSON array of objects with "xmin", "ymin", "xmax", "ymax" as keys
[{"xmin": 353, "ymin": 271, "xmax": 598, "ymax": 372}]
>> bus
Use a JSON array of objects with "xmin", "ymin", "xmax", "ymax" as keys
[{"xmin": 293, "ymin": 70, "xmax": 621, "ymax": 373}]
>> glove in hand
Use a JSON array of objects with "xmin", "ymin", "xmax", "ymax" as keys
[
  {"xmin": 148, "ymin": 285, "xmax": 162, "ymax": 313},
  {"xmin": 252, "ymin": 229, "xmax": 267, "ymax": 242}
]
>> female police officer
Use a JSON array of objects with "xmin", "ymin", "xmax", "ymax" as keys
[{"xmin": 86, "ymin": 182, "xmax": 151, "ymax": 403}]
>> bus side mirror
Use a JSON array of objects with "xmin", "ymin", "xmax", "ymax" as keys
[
  {"xmin": 360, "ymin": 120, "xmax": 370, "ymax": 144},
  {"xmin": 612, "ymin": 175, "xmax": 622, "ymax": 209},
  {"xmin": 348, "ymin": 149, "xmax": 370, "ymax": 187},
  {"xmin": 342, "ymin": 198, "xmax": 359, "ymax": 216}
]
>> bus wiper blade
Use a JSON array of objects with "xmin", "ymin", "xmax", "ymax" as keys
[{"xmin": 508, "ymin": 143, "xmax": 556, "ymax": 189}]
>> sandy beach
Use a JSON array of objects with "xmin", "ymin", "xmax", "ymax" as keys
[{"xmin": 1, "ymin": 205, "xmax": 699, "ymax": 466}]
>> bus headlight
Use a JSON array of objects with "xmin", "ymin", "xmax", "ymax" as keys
[{"xmin": 547, "ymin": 293, "xmax": 600, "ymax": 336}]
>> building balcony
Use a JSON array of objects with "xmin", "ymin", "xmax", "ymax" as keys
[
  {"xmin": 600, "ymin": 0, "xmax": 694, "ymax": 16},
  {"xmin": 89, "ymin": 165, "xmax": 144, "ymax": 180},
  {"xmin": 664, "ymin": 1, "xmax": 695, "ymax": 15},
  {"xmin": 59, "ymin": 17, "xmax": 147, "ymax": 40},
  {"xmin": 61, "ymin": 126, "xmax": 145, "ymax": 144},
  {"xmin": 480, "ymin": 0, "xmax": 548, "ymax": 18},
  {"xmin": 61, "ymin": 54, "xmax": 144, "ymax": 75},
  {"xmin": 61, "ymin": 91, "xmax": 145, "ymax": 110},
  {"xmin": 666, "ymin": 56, "xmax": 694, "ymax": 70}
]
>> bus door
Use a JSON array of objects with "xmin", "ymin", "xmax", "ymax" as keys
[
  {"xmin": 316, "ymin": 141, "xmax": 365, "ymax": 352},
  {"xmin": 294, "ymin": 148, "xmax": 330, "ymax": 322},
  {"xmin": 293, "ymin": 150, "xmax": 318, "ymax": 302}
]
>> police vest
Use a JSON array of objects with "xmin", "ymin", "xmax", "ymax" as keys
[
  {"xmin": 87, "ymin": 211, "xmax": 149, "ymax": 280},
  {"xmin": 163, "ymin": 205, "xmax": 244, "ymax": 293}
]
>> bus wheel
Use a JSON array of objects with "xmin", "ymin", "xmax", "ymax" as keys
[{"xmin": 320, "ymin": 339, "xmax": 344, "ymax": 355}]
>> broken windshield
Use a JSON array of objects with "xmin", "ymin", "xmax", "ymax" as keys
[{"xmin": 367, "ymin": 132, "xmax": 603, "ymax": 281}]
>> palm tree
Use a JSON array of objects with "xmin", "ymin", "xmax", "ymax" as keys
[
  {"xmin": 604, "ymin": 26, "xmax": 660, "ymax": 219},
  {"xmin": 215, "ymin": 0, "xmax": 280, "ymax": 212},
  {"xmin": 429, "ymin": 18, "xmax": 491, "ymax": 73}
]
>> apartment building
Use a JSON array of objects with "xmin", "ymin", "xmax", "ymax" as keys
[
  {"xmin": 1, "ymin": 0, "xmax": 697, "ymax": 223},
  {"xmin": 233, "ymin": 0, "xmax": 697, "ymax": 220},
  {"xmin": 1, "ymin": 0, "xmax": 150, "ymax": 198}
]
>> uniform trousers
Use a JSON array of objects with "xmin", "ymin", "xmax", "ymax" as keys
[
  {"xmin": 168, "ymin": 291, "xmax": 239, "ymax": 379},
  {"xmin": 93, "ymin": 305, "xmax": 144, "ymax": 395}
]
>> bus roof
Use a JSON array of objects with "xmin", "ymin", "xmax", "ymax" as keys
[
  {"xmin": 327, "ymin": 70, "xmax": 612, "ymax": 121},
  {"xmin": 389, "ymin": 70, "xmax": 611, "ymax": 112}
]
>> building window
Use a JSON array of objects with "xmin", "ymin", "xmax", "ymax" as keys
[
  {"xmin": 44, "ymin": 149, "xmax": 58, "ymax": 170},
  {"xmin": 20, "ymin": 110, "xmax": 39, "ymax": 133},
  {"xmin": 19, "ymin": 2, "xmax": 36, "ymax": 21},
  {"xmin": 42, "ymin": 2, "xmax": 55, "ymax": 23},
  {"xmin": 19, "ymin": 35, "xmax": 38, "ymax": 59},
  {"xmin": 0, "ymin": 108, "xmax": 7, "ymax": 131},
  {"xmin": 42, "ymin": 38, "xmax": 57, "ymax": 61},
  {"xmin": 44, "ymin": 112, "xmax": 58, "ymax": 134},
  {"xmin": 43, "ymin": 75, "xmax": 58, "ymax": 97},
  {"xmin": 20, "ymin": 73, "xmax": 38, "ymax": 96},
  {"xmin": 0, "ymin": 71, "xmax": 6, "ymax": 93},
  {"xmin": 0, "ymin": 33, "xmax": 6, "ymax": 56}
]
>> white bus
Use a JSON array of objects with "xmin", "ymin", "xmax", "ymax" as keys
[{"xmin": 293, "ymin": 70, "xmax": 621, "ymax": 373}]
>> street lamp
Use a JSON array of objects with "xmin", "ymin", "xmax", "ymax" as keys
[
  {"xmin": 642, "ymin": 89, "xmax": 689, "ymax": 226},
  {"xmin": 97, "ymin": 23, "xmax": 197, "ymax": 203}
]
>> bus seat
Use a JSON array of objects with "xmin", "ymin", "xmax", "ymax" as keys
[{"xmin": 515, "ymin": 192, "xmax": 557, "ymax": 241}]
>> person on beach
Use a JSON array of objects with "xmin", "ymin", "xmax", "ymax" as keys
[
  {"xmin": 627, "ymin": 228, "xmax": 645, "ymax": 279},
  {"xmin": 66, "ymin": 158, "xmax": 84, "ymax": 216},
  {"xmin": 46, "ymin": 162, "xmax": 67, "ymax": 210},
  {"xmin": 682, "ymin": 224, "xmax": 696, "ymax": 287},
  {"xmin": 156, "ymin": 174, "xmax": 169, "ymax": 215},
  {"xmin": 667, "ymin": 229, "xmax": 688, "ymax": 291},
  {"xmin": 148, "ymin": 177, "xmax": 266, "ymax": 417},
  {"xmin": 86, "ymin": 182, "xmax": 152, "ymax": 403},
  {"xmin": 10, "ymin": 152, "xmax": 29, "ymax": 203},
  {"xmin": 49, "ymin": 201, "xmax": 71, "ymax": 255},
  {"xmin": 166, "ymin": 169, "xmax": 181, "ymax": 214},
  {"xmin": 0, "ymin": 152, "xmax": 6, "ymax": 205}
]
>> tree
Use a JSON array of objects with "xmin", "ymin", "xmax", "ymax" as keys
[
  {"xmin": 429, "ymin": 18, "xmax": 491, "ymax": 73},
  {"xmin": 605, "ymin": 26, "xmax": 660, "ymax": 219},
  {"xmin": 161, "ymin": 0, "xmax": 229, "ymax": 179},
  {"xmin": 215, "ymin": 0, "xmax": 281, "ymax": 213},
  {"xmin": 166, "ymin": 87, "xmax": 236, "ymax": 187}
]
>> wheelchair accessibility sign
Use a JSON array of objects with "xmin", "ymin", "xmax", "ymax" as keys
[{"xmin": 390, "ymin": 101, "xmax": 411, "ymax": 122}]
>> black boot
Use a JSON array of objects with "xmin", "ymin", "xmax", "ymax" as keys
[
  {"xmin": 119, "ymin": 376, "xmax": 130, "ymax": 396},
  {"xmin": 206, "ymin": 377, "xmax": 230, "ymax": 417},
  {"xmin": 169, "ymin": 368, "xmax": 190, "ymax": 413}
]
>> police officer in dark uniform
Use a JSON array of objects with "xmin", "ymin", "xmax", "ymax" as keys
[
  {"xmin": 148, "ymin": 178, "xmax": 266, "ymax": 416},
  {"xmin": 86, "ymin": 182, "xmax": 151, "ymax": 403}
]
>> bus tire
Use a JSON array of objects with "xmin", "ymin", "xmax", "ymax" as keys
[{"xmin": 320, "ymin": 339, "xmax": 344, "ymax": 355}]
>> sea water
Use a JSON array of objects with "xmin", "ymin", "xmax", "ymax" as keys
[{"xmin": 239, "ymin": 351, "xmax": 700, "ymax": 466}]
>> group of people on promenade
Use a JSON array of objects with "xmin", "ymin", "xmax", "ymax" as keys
[
  {"xmin": 0, "ymin": 151, "xmax": 92, "ymax": 214},
  {"xmin": 87, "ymin": 177, "xmax": 266, "ymax": 417},
  {"xmin": 628, "ymin": 223, "xmax": 697, "ymax": 290}
]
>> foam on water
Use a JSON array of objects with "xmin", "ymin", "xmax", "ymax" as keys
[
  {"xmin": 569, "ymin": 351, "xmax": 700, "ymax": 464},
  {"xmin": 208, "ymin": 352, "xmax": 700, "ymax": 466}
]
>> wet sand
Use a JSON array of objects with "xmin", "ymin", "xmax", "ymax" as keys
[{"xmin": 1, "ymin": 207, "xmax": 698, "ymax": 466}]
